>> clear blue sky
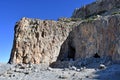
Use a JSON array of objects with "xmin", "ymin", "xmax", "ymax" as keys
[{"xmin": 0, "ymin": 0, "xmax": 95, "ymax": 63}]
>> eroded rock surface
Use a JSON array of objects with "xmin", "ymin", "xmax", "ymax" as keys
[
  {"xmin": 58, "ymin": 15, "xmax": 120, "ymax": 62},
  {"xmin": 9, "ymin": 18, "xmax": 79, "ymax": 64},
  {"xmin": 72, "ymin": 0, "xmax": 120, "ymax": 19},
  {"xmin": 9, "ymin": 0, "xmax": 120, "ymax": 65}
]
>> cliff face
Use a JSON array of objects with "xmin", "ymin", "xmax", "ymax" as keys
[
  {"xmin": 9, "ymin": 0, "xmax": 120, "ymax": 65},
  {"xmin": 72, "ymin": 0, "xmax": 120, "ymax": 19},
  {"xmin": 58, "ymin": 15, "xmax": 120, "ymax": 62},
  {"xmin": 9, "ymin": 18, "xmax": 79, "ymax": 64}
]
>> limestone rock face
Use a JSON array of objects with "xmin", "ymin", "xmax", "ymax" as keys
[
  {"xmin": 9, "ymin": 18, "xmax": 78, "ymax": 64},
  {"xmin": 57, "ymin": 15, "xmax": 120, "ymax": 62},
  {"xmin": 9, "ymin": 0, "xmax": 120, "ymax": 65},
  {"xmin": 72, "ymin": 0, "xmax": 120, "ymax": 19}
]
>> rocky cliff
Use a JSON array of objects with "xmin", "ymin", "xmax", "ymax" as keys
[
  {"xmin": 57, "ymin": 15, "xmax": 120, "ymax": 63},
  {"xmin": 72, "ymin": 0, "xmax": 120, "ymax": 19},
  {"xmin": 8, "ymin": 17, "xmax": 79, "ymax": 64},
  {"xmin": 9, "ymin": 0, "xmax": 120, "ymax": 65}
]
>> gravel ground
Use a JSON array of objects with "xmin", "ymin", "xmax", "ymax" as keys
[{"xmin": 0, "ymin": 62, "xmax": 120, "ymax": 80}]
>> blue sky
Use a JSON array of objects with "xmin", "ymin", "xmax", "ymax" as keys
[{"xmin": 0, "ymin": 0, "xmax": 95, "ymax": 63}]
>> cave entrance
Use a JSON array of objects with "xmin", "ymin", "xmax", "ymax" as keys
[
  {"xmin": 93, "ymin": 53, "xmax": 100, "ymax": 58},
  {"xmin": 68, "ymin": 46, "xmax": 75, "ymax": 61}
]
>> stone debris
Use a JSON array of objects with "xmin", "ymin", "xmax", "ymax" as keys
[
  {"xmin": 71, "ymin": 66, "xmax": 77, "ymax": 71},
  {"xmin": 58, "ymin": 75, "xmax": 68, "ymax": 79},
  {"xmin": 47, "ymin": 67, "xmax": 53, "ymax": 71},
  {"xmin": 0, "ymin": 63, "xmax": 120, "ymax": 80},
  {"xmin": 76, "ymin": 69, "xmax": 81, "ymax": 72},
  {"xmin": 99, "ymin": 64, "xmax": 106, "ymax": 69},
  {"xmin": 62, "ymin": 68, "xmax": 69, "ymax": 71}
]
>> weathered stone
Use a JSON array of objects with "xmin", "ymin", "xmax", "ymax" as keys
[
  {"xmin": 47, "ymin": 67, "xmax": 53, "ymax": 71},
  {"xmin": 72, "ymin": 0, "xmax": 120, "ymax": 19},
  {"xmin": 58, "ymin": 15, "xmax": 120, "ymax": 62},
  {"xmin": 99, "ymin": 64, "xmax": 106, "ymax": 69},
  {"xmin": 76, "ymin": 69, "xmax": 81, "ymax": 72},
  {"xmin": 8, "ymin": 0, "xmax": 120, "ymax": 65},
  {"xmin": 69, "ymin": 66, "xmax": 77, "ymax": 71},
  {"xmin": 58, "ymin": 75, "xmax": 68, "ymax": 79},
  {"xmin": 9, "ymin": 18, "xmax": 79, "ymax": 64}
]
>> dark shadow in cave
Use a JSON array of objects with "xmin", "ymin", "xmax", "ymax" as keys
[
  {"xmin": 50, "ymin": 33, "xmax": 76, "ymax": 68},
  {"xmin": 93, "ymin": 53, "xmax": 100, "ymax": 58},
  {"xmin": 68, "ymin": 45, "xmax": 75, "ymax": 61},
  {"xmin": 55, "ymin": 33, "xmax": 76, "ymax": 62}
]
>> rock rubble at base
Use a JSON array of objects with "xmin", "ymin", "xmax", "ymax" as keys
[{"xmin": 0, "ymin": 63, "xmax": 120, "ymax": 80}]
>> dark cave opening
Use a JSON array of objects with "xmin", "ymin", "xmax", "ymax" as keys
[
  {"xmin": 68, "ymin": 46, "xmax": 75, "ymax": 61},
  {"xmin": 93, "ymin": 53, "xmax": 100, "ymax": 58}
]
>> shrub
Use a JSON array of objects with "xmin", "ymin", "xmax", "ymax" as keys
[
  {"xmin": 112, "ymin": 12, "xmax": 120, "ymax": 15},
  {"xmin": 71, "ymin": 18, "xmax": 81, "ymax": 21},
  {"xmin": 83, "ymin": 17, "xmax": 95, "ymax": 23}
]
